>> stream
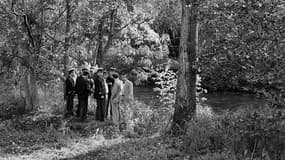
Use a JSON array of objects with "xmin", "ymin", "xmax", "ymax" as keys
[{"xmin": 133, "ymin": 87, "xmax": 267, "ymax": 114}]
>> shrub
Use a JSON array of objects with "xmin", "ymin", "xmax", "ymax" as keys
[
  {"xmin": 183, "ymin": 116, "xmax": 226, "ymax": 156},
  {"xmin": 183, "ymin": 106, "xmax": 285, "ymax": 160},
  {"xmin": 120, "ymin": 100, "xmax": 171, "ymax": 135},
  {"xmin": 220, "ymin": 106, "xmax": 285, "ymax": 159},
  {"xmin": 0, "ymin": 78, "xmax": 64, "ymax": 120},
  {"xmin": 38, "ymin": 80, "xmax": 65, "ymax": 114}
]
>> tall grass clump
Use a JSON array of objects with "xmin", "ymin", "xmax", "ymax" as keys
[
  {"xmin": 120, "ymin": 100, "xmax": 172, "ymax": 135},
  {"xmin": 182, "ymin": 105, "xmax": 285, "ymax": 160},
  {"xmin": 38, "ymin": 79, "xmax": 65, "ymax": 114}
]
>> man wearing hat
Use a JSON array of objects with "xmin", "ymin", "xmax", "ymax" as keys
[
  {"xmin": 75, "ymin": 67, "xmax": 92, "ymax": 121},
  {"xmin": 93, "ymin": 68, "xmax": 106, "ymax": 121},
  {"xmin": 64, "ymin": 67, "xmax": 76, "ymax": 117},
  {"xmin": 105, "ymin": 68, "xmax": 116, "ymax": 118}
]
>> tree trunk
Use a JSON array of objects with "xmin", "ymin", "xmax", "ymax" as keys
[
  {"xmin": 96, "ymin": 9, "xmax": 116, "ymax": 67},
  {"xmin": 172, "ymin": 0, "xmax": 199, "ymax": 132},
  {"xmin": 19, "ymin": 0, "xmax": 40, "ymax": 111},
  {"xmin": 20, "ymin": 66, "xmax": 39, "ymax": 111},
  {"xmin": 63, "ymin": 0, "xmax": 71, "ymax": 77},
  {"xmin": 95, "ymin": 18, "xmax": 104, "ymax": 67}
]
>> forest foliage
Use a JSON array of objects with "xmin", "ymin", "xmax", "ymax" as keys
[
  {"xmin": 0, "ymin": 0, "xmax": 284, "ymax": 159},
  {"xmin": 0, "ymin": 0, "xmax": 284, "ymax": 92}
]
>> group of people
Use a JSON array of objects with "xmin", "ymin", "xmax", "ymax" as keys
[{"xmin": 64, "ymin": 65, "xmax": 134, "ymax": 126}]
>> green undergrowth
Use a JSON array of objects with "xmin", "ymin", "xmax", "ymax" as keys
[
  {"xmin": 1, "ymin": 86, "xmax": 284, "ymax": 160},
  {"xmin": 62, "ymin": 104, "xmax": 285, "ymax": 160},
  {"xmin": 183, "ymin": 106, "xmax": 285, "ymax": 160},
  {"xmin": 0, "ymin": 113, "xmax": 136, "ymax": 160},
  {"xmin": 0, "ymin": 98, "xmax": 171, "ymax": 160}
]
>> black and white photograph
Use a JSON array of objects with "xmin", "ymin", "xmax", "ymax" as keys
[{"xmin": 0, "ymin": 0, "xmax": 284, "ymax": 159}]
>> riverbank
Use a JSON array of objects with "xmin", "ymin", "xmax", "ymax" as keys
[
  {"xmin": 0, "ymin": 85, "xmax": 283, "ymax": 160},
  {"xmin": 1, "ymin": 103, "xmax": 284, "ymax": 160}
]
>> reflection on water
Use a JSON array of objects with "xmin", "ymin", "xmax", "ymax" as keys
[
  {"xmin": 201, "ymin": 92, "xmax": 267, "ymax": 114},
  {"xmin": 134, "ymin": 87, "xmax": 159, "ymax": 105},
  {"xmin": 134, "ymin": 87, "xmax": 267, "ymax": 114}
]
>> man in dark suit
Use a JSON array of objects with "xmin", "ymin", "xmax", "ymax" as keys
[
  {"xmin": 75, "ymin": 68, "xmax": 91, "ymax": 121},
  {"xmin": 64, "ymin": 68, "xmax": 76, "ymax": 117},
  {"xmin": 93, "ymin": 68, "xmax": 106, "ymax": 121},
  {"xmin": 105, "ymin": 68, "xmax": 116, "ymax": 118}
]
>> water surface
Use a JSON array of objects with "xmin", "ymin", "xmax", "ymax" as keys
[{"xmin": 133, "ymin": 87, "xmax": 267, "ymax": 114}]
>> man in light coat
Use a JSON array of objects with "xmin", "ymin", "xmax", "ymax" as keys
[
  {"xmin": 110, "ymin": 72, "xmax": 122, "ymax": 125},
  {"xmin": 120, "ymin": 74, "xmax": 134, "ymax": 104},
  {"xmin": 120, "ymin": 74, "xmax": 134, "ymax": 131}
]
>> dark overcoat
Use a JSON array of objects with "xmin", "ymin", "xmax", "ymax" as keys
[
  {"xmin": 93, "ymin": 76, "xmax": 106, "ymax": 99},
  {"xmin": 75, "ymin": 76, "xmax": 91, "ymax": 99},
  {"xmin": 65, "ymin": 76, "xmax": 75, "ymax": 98}
]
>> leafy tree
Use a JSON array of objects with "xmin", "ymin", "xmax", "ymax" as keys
[
  {"xmin": 0, "ymin": 0, "xmax": 68, "ymax": 111},
  {"xmin": 0, "ymin": 0, "xmax": 171, "ymax": 112},
  {"xmin": 151, "ymin": 0, "xmax": 284, "ymax": 94},
  {"xmin": 151, "ymin": 0, "xmax": 181, "ymax": 58},
  {"xmin": 198, "ymin": 0, "xmax": 285, "ymax": 92}
]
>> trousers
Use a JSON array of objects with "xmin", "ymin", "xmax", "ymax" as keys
[
  {"xmin": 77, "ymin": 97, "xmax": 88, "ymax": 120},
  {"xmin": 111, "ymin": 101, "xmax": 120, "ymax": 125},
  {"xmin": 105, "ymin": 94, "xmax": 112, "ymax": 118},
  {"xmin": 66, "ymin": 95, "xmax": 74, "ymax": 115},
  {"xmin": 96, "ymin": 98, "xmax": 105, "ymax": 121}
]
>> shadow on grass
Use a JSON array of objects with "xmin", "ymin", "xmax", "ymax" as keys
[
  {"xmin": 59, "ymin": 135, "xmax": 183, "ymax": 160},
  {"xmin": 60, "ymin": 149, "xmax": 109, "ymax": 160},
  {"xmin": 0, "ymin": 113, "xmax": 120, "ymax": 156}
]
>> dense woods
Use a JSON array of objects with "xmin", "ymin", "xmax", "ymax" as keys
[{"xmin": 0, "ymin": 0, "xmax": 284, "ymax": 159}]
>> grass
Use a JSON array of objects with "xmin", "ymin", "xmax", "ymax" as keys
[
  {"xmin": 0, "ymin": 86, "xmax": 173, "ymax": 160},
  {"xmin": 3, "ymin": 134, "xmax": 128, "ymax": 160},
  {"xmin": 2, "ymin": 84, "xmax": 284, "ymax": 160},
  {"xmin": 0, "ymin": 111, "xmax": 177, "ymax": 160},
  {"xmin": 62, "ymin": 136, "xmax": 185, "ymax": 160},
  {"xmin": 0, "ymin": 112, "xmax": 130, "ymax": 160},
  {"xmin": 2, "ymin": 104, "xmax": 284, "ymax": 160}
]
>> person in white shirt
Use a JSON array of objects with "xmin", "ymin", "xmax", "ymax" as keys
[
  {"xmin": 120, "ymin": 74, "xmax": 134, "ymax": 104},
  {"xmin": 103, "ymin": 71, "xmax": 110, "ymax": 118},
  {"xmin": 110, "ymin": 72, "xmax": 122, "ymax": 125},
  {"xmin": 120, "ymin": 74, "xmax": 134, "ymax": 131}
]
